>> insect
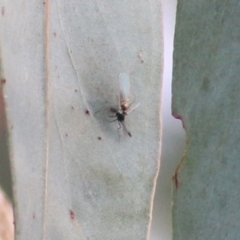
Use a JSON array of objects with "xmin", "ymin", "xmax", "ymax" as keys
[
  {"xmin": 109, "ymin": 107, "xmax": 132, "ymax": 137},
  {"xmin": 109, "ymin": 73, "xmax": 139, "ymax": 137}
]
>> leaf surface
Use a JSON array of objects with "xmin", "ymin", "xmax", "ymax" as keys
[
  {"xmin": 172, "ymin": 1, "xmax": 240, "ymax": 239},
  {"xmin": 0, "ymin": 1, "xmax": 163, "ymax": 239}
]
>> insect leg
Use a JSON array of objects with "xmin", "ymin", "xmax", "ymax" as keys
[
  {"xmin": 108, "ymin": 119, "xmax": 118, "ymax": 122},
  {"xmin": 121, "ymin": 121, "xmax": 132, "ymax": 137}
]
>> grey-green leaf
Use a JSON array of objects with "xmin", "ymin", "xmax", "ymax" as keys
[
  {"xmin": 0, "ymin": 1, "xmax": 162, "ymax": 239},
  {"xmin": 172, "ymin": 1, "xmax": 240, "ymax": 240}
]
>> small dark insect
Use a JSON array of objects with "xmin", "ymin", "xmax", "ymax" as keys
[
  {"xmin": 107, "ymin": 73, "xmax": 140, "ymax": 137},
  {"xmin": 109, "ymin": 107, "xmax": 132, "ymax": 137},
  {"xmin": 108, "ymin": 73, "xmax": 140, "ymax": 137}
]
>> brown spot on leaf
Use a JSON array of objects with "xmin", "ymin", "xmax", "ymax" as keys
[
  {"xmin": 1, "ymin": 6, "xmax": 5, "ymax": 16},
  {"xmin": 69, "ymin": 210, "xmax": 75, "ymax": 220},
  {"xmin": 138, "ymin": 53, "xmax": 144, "ymax": 63},
  {"xmin": 172, "ymin": 146, "xmax": 187, "ymax": 189}
]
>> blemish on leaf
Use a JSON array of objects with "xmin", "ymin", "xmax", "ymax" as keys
[
  {"xmin": 71, "ymin": 106, "xmax": 74, "ymax": 110},
  {"xmin": 98, "ymin": 136, "xmax": 102, "ymax": 140},
  {"xmin": 138, "ymin": 52, "xmax": 144, "ymax": 63},
  {"xmin": 201, "ymin": 77, "xmax": 212, "ymax": 93},
  {"xmin": 1, "ymin": 6, "xmax": 5, "ymax": 16},
  {"xmin": 85, "ymin": 110, "xmax": 90, "ymax": 115},
  {"xmin": 1, "ymin": 79, "xmax": 6, "ymax": 85},
  {"xmin": 173, "ymin": 147, "xmax": 187, "ymax": 189},
  {"xmin": 69, "ymin": 210, "xmax": 75, "ymax": 220},
  {"xmin": 172, "ymin": 171, "xmax": 179, "ymax": 189},
  {"xmin": 75, "ymin": 89, "xmax": 78, "ymax": 92},
  {"xmin": 65, "ymin": 133, "xmax": 68, "ymax": 137}
]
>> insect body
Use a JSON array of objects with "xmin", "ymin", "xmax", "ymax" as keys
[
  {"xmin": 109, "ymin": 107, "xmax": 132, "ymax": 137},
  {"xmin": 109, "ymin": 73, "xmax": 139, "ymax": 137}
]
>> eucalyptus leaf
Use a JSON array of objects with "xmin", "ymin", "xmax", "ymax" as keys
[
  {"xmin": 0, "ymin": 1, "xmax": 162, "ymax": 239},
  {"xmin": 172, "ymin": 1, "xmax": 240, "ymax": 239}
]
